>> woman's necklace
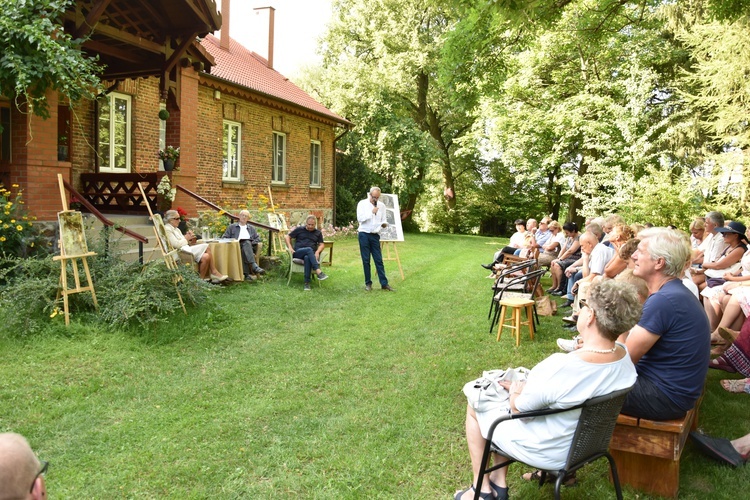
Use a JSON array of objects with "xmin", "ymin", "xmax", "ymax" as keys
[{"xmin": 578, "ymin": 345, "xmax": 618, "ymax": 354}]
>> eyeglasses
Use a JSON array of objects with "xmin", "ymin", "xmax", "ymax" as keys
[
  {"xmin": 579, "ymin": 299, "xmax": 589, "ymax": 310},
  {"xmin": 30, "ymin": 461, "xmax": 48, "ymax": 493}
]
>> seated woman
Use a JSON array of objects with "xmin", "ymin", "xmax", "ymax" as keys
[
  {"xmin": 537, "ymin": 221, "xmax": 565, "ymax": 267},
  {"xmin": 482, "ymin": 219, "xmax": 528, "ymax": 269},
  {"xmin": 694, "ymin": 221, "xmax": 747, "ymax": 291},
  {"xmin": 603, "ymin": 224, "xmax": 635, "ymax": 278},
  {"xmin": 455, "ymin": 280, "xmax": 640, "ymax": 500},
  {"xmin": 163, "ymin": 209, "xmax": 227, "ymax": 283},
  {"xmin": 704, "ymin": 245, "xmax": 750, "ymax": 345},
  {"xmin": 690, "ymin": 217, "xmax": 706, "ymax": 249},
  {"xmin": 548, "ymin": 222, "xmax": 581, "ymax": 294}
]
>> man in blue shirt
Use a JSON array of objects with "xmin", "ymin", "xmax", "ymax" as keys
[
  {"xmin": 620, "ymin": 227, "xmax": 710, "ymax": 420},
  {"xmin": 285, "ymin": 215, "xmax": 329, "ymax": 291}
]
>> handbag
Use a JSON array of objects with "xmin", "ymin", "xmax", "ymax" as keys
[
  {"xmin": 706, "ymin": 277, "xmax": 726, "ymax": 288},
  {"xmin": 462, "ymin": 367, "xmax": 529, "ymax": 413},
  {"xmin": 535, "ymin": 295, "xmax": 557, "ymax": 316}
]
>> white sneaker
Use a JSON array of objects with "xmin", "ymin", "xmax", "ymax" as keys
[{"xmin": 557, "ymin": 337, "xmax": 580, "ymax": 352}]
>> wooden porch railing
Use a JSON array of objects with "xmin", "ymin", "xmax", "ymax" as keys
[
  {"xmin": 80, "ymin": 172, "xmax": 166, "ymax": 214},
  {"xmin": 61, "ymin": 178, "xmax": 148, "ymax": 264},
  {"xmin": 175, "ymin": 184, "xmax": 278, "ymax": 255}
]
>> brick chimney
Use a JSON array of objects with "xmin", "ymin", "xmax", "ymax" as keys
[
  {"xmin": 220, "ymin": 0, "xmax": 230, "ymax": 50},
  {"xmin": 253, "ymin": 6, "xmax": 275, "ymax": 69}
]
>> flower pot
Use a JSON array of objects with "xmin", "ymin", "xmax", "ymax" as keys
[{"xmin": 164, "ymin": 159, "xmax": 175, "ymax": 171}]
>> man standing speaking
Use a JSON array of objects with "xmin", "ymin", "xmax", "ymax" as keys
[{"xmin": 357, "ymin": 187, "xmax": 394, "ymax": 291}]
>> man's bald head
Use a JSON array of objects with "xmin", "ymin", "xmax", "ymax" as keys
[{"xmin": 0, "ymin": 433, "xmax": 43, "ymax": 500}]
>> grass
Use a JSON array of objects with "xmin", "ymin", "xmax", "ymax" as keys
[{"xmin": 1, "ymin": 232, "xmax": 748, "ymax": 498}]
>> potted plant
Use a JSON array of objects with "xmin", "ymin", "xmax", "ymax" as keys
[
  {"xmin": 158, "ymin": 146, "xmax": 180, "ymax": 171},
  {"xmin": 156, "ymin": 175, "xmax": 176, "ymax": 212}
]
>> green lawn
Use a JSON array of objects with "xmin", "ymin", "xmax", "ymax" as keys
[{"xmin": 1, "ymin": 233, "xmax": 747, "ymax": 498}]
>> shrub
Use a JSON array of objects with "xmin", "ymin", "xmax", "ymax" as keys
[{"xmin": 0, "ymin": 184, "xmax": 43, "ymax": 257}]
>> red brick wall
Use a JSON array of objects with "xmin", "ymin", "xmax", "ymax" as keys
[{"xmin": 194, "ymin": 83, "xmax": 336, "ymax": 226}]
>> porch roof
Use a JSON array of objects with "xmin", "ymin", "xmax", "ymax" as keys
[{"xmin": 64, "ymin": 0, "xmax": 222, "ymax": 80}]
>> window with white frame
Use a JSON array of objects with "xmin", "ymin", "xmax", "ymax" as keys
[
  {"xmin": 97, "ymin": 92, "xmax": 131, "ymax": 172},
  {"xmin": 272, "ymin": 132, "xmax": 286, "ymax": 183},
  {"xmin": 309, "ymin": 141, "xmax": 321, "ymax": 187},
  {"xmin": 223, "ymin": 121, "xmax": 241, "ymax": 180}
]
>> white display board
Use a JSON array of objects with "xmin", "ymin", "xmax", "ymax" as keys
[{"xmin": 379, "ymin": 193, "xmax": 404, "ymax": 242}]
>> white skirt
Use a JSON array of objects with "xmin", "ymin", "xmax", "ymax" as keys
[{"xmin": 181, "ymin": 243, "xmax": 208, "ymax": 263}]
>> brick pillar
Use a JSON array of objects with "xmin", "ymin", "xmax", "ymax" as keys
[
  {"xmin": 172, "ymin": 67, "xmax": 199, "ymax": 215},
  {"xmin": 11, "ymin": 91, "xmax": 72, "ymax": 220}
]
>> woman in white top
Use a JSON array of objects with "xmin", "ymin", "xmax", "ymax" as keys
[
  {"xmin": 163, "ymin": 209, "xmax": 227, "ymax": 283},
  {"xmin": 454, "ymin": 280, "xmax": 640, "ymax": 500}
]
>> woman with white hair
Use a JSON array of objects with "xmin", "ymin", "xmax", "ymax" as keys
[
  {"xmin": 163, "ymin": 209, "xmax": 227, "ymax": 283},
  {"xmin": 455, "ymin": 280, "xmax": 640, "ymax": 500}
]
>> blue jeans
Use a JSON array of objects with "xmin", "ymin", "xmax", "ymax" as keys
[
  {"xmin": 293, "ymin": 247, "xmax": 319, "ymax": 283},
  {"xmin": 566, "ymin": 270, "xmax": 583, "ymax": 301},
  {"xmin": 358, "ymin": 232, "xmax": 388, "ymax": 287}
]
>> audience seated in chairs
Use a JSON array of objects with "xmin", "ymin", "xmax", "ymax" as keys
[
  {"xmin": 163, "ymin": 209, "xmax": 227, "ymax": 283},
  {"xmin": 561, "ymin": 229, "xmax": 614, "ymax": 309},
  {"xmin": 690, "ymin": 217, "xmax": 706, "ymax": 249},
  {"xmin": 222, "ymin": 209, "xmax": 266, "ymax": 282},
  {"xmin": 284, "ymin": 215, "xmax": 329, "ymax": 291},
  {"xmin": 454, "ymin": 280, "xmax": 640, "ymax": 500},
  {"xmin": 548, "ymin": 222, "xmax": 582, "ymax": 295},
  {"xmin": 603, "ymin": 224, "xmax": 636, "ymax": 278},
  {"xmin": 619, "ymin": 227, "xmax": 710, "ymax": 420}
]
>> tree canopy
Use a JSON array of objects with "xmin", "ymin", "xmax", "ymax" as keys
[
  {"xmin": 0, "ymin": 0, "xmax": 102, "ymax": 119},
  {"xmin": 298, "ymin": 0, "xmax": 750, "ymax": 232}
]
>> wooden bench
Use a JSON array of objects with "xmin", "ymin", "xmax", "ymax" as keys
[{"xmin": 609, "ymin": 407, "xmax": 698, "ymax": 498}]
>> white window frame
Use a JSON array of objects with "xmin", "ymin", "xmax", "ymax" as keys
[
  {"xmin": 97, "ymin": 92, "xmax": 131, "ymax": 172},
  {"xmin": 309, "ymin": 140, "xmax": 321, "ymax": 187},
  {"xmin": 223, "ymin": 120, "xmax": 241, "ymax": 181},
  {"xmin": 272, "ymin": 132, "xmax": 286, "ymax": 184}
]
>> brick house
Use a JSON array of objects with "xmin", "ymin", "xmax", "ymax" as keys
[{"xmin": 0, "ymin": 0, "xmax": 349, "ymax": 231}]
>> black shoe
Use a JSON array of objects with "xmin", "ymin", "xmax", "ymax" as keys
[
  {"xmin": 254, "ymin": 267, "xmax": 266, "ymax": 275},
  {"xmin": 481, "ymin": 263, "xmax": 494, "ymax": 270},
  {"xmin": 562, "ymin": 315, "xmax": 578, "ymax": 325},
  {"xmin": 365, "ymin": 284, "xmax": 372, "ymax": 291},
  {"xmin": 551, "ymin": 290, "xmax": 564, "ymax": 296},
  {"xmin": 563, "ymin": 324, "xmax": 578, "ymax": 331},
  {"xmin": 561, "ymin": 300, "xmax": 574, "ymax": 308},
  {"xmin": 382, "ymin": 285, "xmax": 395, "ymax": 292},
  {"xmin": 244, "ymin": 274, "xmax": 256, "ymax": 282}
]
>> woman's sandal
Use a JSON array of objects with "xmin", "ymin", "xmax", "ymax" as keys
[
  {"xmin": 721, "ymin": 378, "xmax": 749, "ymax": 393},
  {"xmin": 454, "ymin": 485, "xmax": 493, "ymax": 500},
  {"xmin": 710, "ymin": 332, "xmax": 727, "ymax": 346},
  {"xmin": 490, "ymin": 481, "xmax": 509, "ymax": 500},
  {"xmin": 709, "ymin": 355, "xmax": 737, "ymax": 373},
  {"xmin": 718, "ymin": 327, "xmax": 739, "ymax": 343}
]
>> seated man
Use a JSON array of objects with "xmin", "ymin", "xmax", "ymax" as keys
[
  {"xmin": 0, "ymin": 432, "xmax": 48, "ymax": 500},
  {"xmin": 222, "ymin": 209, "xmax": 265, "ymax": 281},
  {"xmin": 620, "ymin": 227, "xmax": 710, "ymax": 420},
  {"xmin": 285, "ymin": 215, "xmax": 329, "ymax": 291},
  {"xmin": 562, "ymin": 229, "xmax": 614, "ymax": 309}
]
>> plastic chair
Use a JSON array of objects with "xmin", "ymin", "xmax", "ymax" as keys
[
  {"xmin": 474, "ymin": 386, "xmax": 633, "ymax": 500},
  {"xmin": 287, "ymin": 250, "xmax": 321, "ymax": 287}
]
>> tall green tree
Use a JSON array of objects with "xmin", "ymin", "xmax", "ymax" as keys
[{"xmin": 311, "ymin": 0, "xmax": 484, "ymax": 229}]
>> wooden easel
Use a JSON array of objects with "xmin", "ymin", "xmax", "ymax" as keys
[
  {"xmin": 54, "ymin": 175, "xmax": 98, "ymax": 325},
  {"xmin": 380, "ymin": 240, "xmax": 404, "ymax": 280},
  {"xmin": 138, "ymin": 182, "xmax": 187, "ymax": 314},
  {"xmin": 267, "ymin": 187, "xmax": 286, "ymax": 254}
]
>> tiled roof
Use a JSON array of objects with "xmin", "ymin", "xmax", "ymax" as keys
[{"xmin": 201, "ymin": 34, "xmax": 349, "ymax": 125}]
